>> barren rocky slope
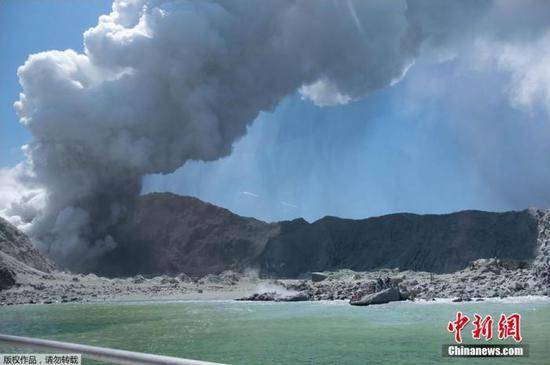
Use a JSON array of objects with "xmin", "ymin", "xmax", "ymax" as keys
[
  {"xmin": 98, "ymin": 193, "xmax": 541, "ymax": 278},
  {"xmin": 260, "ymin": 209, "xmax": 539, "ymax": 277},
  {"xmin": 246, "ymin": 210, "xmax": 550, "ymax": 302},
  {"xmin": 97, "ymin": 193, "xmax": 280, "ymax": 276},
  {"xmin": 0, "ymin": 217, "xmax": 54, "ymax": 273},
  {"xmin": 1, "ymin": 198, "xmax": 549, "ymax": 305},
  {"xmin": 0, "ymin": 217, "xmax": 54, "ymax": 290}
]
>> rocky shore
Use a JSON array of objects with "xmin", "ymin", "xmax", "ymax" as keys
[
  {"xmin": 237, "ymin": 257, "xmax": 549, "ymax": 304},
  {"xmin": 1, "ymin": 254, "xmax": 548, "ymax": 306},
  {"xmin": 0, "ymin": 268, "xmax": 257, "ymax": 306},
  {"xmin": 1, "ymin": 207, "xmax": 549, "ymax": 306},
  {"xmin": 238, "ymin": 210, "xmax": 550, "ymax": 305}
]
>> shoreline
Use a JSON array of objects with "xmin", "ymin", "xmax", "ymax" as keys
[
  {"xmin": 1, "ymin": 257, "xmax": 549, "ymax": 307},
  {"xmin": 3, "ymin": 295, "xmax": 550, "ymax": 308}
]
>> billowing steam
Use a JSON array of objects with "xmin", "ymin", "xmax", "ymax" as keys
[{"xmin": 1, "ymin": 0, "xmax": 550, "ymax": 269}]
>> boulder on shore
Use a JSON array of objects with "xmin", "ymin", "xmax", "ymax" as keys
[
  {"xmin": 237, "ymin": 291, "xmax": 310, "ymax": 302},
  {"xmin": 237, "ymin": 292, "xmax": 277, "ymax": 301},
  {"xmin": 132, "ymin": 275, "xmax": 146, "ymax": 284},
  {"xmin": 349, "ymin": 287, "xmax": 405, "ymax": 306},
  {"xmin": 0, "ymin": 267, "xmax": 16, "ymax": 290},
  {"xmin": 277, "ymin": 292, "xmax": 310, "ymax": 302},
  {"xmin": 311, "ymin": 272, "xmax": 328, "ymax": 282},
  {"xmin": 176, "ymin": 272, "xmax": 194, "ymax": 283}
]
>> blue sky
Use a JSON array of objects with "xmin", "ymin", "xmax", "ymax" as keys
[
  {"xmin": 142, "ymin": 61, "xmax": 507, "ymax": 221},
  {"xmin": 0, "ymin": 0, "xmax": 112, "ymax": 167},
  {"xmin": 2, "ymin": 0, "xmax": 549, "ymax": 223}
]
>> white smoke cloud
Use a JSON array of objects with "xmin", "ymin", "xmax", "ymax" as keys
[
  {"xmin": 299, "ymin": 79, "xmax": 353, "ymax": 107},
  {"xmin": 0, "ymin": 164, "xmax": 45, "ymax": 229},
  {"xmin": 0, "ymin": 168, "xmax": 26, "ymax": 220},
  {"xmin": 3, "ymin": 0, "xmax": 416, "ymax": 269},
  {"xmin": 404, "ymin": 0, "xmax": 550, "ymax": 118},
  {"xmin": 493, "ymin": 34, "xmax": 550, "ymax": 114},
  {"xmin": 3, "ymin": 0, "xmax": 550, "ymax": 270}
]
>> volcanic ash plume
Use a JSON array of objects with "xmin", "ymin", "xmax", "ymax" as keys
[
  {"xmin": 1, "ymin": 0, "xmax": 417, "ymax": 269},
  {"xmin": 5, "ymin": 0, "xmax": 548, "ymax": 270}
]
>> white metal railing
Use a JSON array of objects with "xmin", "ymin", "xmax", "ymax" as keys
[{"xmin": 0, "ymin": 333, "xmax": 226, "ymax": 365}]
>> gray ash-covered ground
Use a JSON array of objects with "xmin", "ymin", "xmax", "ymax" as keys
[
  {"xmin": 1, "ymin": 207, "xmax": 549, "ymax": 306},
  {"xmin": 242, "ymin": 210, "xmax": 550, "ymax": 304},
  {"xmin": 0, "ymin": 269, "xmax": 252, "ymax": 306},
  {"xmin": 1, "ymin": 256, "xmax": 548, "ymax": 306},
  {"xmin": 272, "ymin": 257, "xmax": 549, "ymax": 302},
  {"xmin": 240, "ymin": 209, "xmax": 550, "ymax": 303}
]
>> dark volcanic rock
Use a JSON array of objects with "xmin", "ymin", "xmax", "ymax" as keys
[
  {"xmin": 311, "ymin": 272, "xmax": 328, "ymax": 282},
  {"xmin": 237, "ymin": 292, "xmax": 277, "ymax": 301},
  {"xmin": 99, "ymin": 193, "xmax": 280, "ymax": 277},
  {"xmin": 452, "ymin": 297, "xmax": 472, "ymax": 302},
  {"xmin": 0, "ymin": 217, "xmax": 54, "ymax": 272},
  {"xmin": 277, "ymin": 292, "xmax": 310, "ymax": 302},
  {"xmin": 349, "ymin": 287, "xmax": 404, "ymax": 306},
  {"xmin": 91, "ymin": 193, "xmax": 541, "ymax": 279},
  {"xmin": 0, "ymin": 267, "xmax": 16, "ymax": 290},
  {"xmin": 237, "ymin": 291, "xmax": 310, "ymax": 302},
  {"xmin": 260, "ymin": 210, "xmax": 538, "ymax": 278}
]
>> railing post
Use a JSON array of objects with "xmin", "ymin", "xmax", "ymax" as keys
[{"xmin": 0, "ymin": 333, "xmax": 226, "ymax": 365}]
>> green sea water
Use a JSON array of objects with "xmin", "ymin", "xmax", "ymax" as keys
[{"xmin": 0, "ymin": 298, "xmax": 549, "ymax": 364}]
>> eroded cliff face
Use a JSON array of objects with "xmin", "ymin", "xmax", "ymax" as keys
[
  {"xmin": 0, "ymin": 217, "xmax": 54, "ymax": 273},
  {"xmin": 0, "ymin": 217, "xmax": 54, "ymax": 290},
  {"xmin": 96, "ymin": 193, "xmax": 280, "ymax": 277},
  {"xmin": 259, "ymin": 210, "xmax": 540, "ymax": 278},
  {"xmin": 93, "ymin": 193, "xmax": 543, "ymax": 278},
  {"xmin": 530, "ymin": 208, "xmax": 550, "ymax": 288}
]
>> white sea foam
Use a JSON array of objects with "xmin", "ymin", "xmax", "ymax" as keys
[{"xmin": 410, "ymin": 296, "xmax": 550, "ymax": 305}]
